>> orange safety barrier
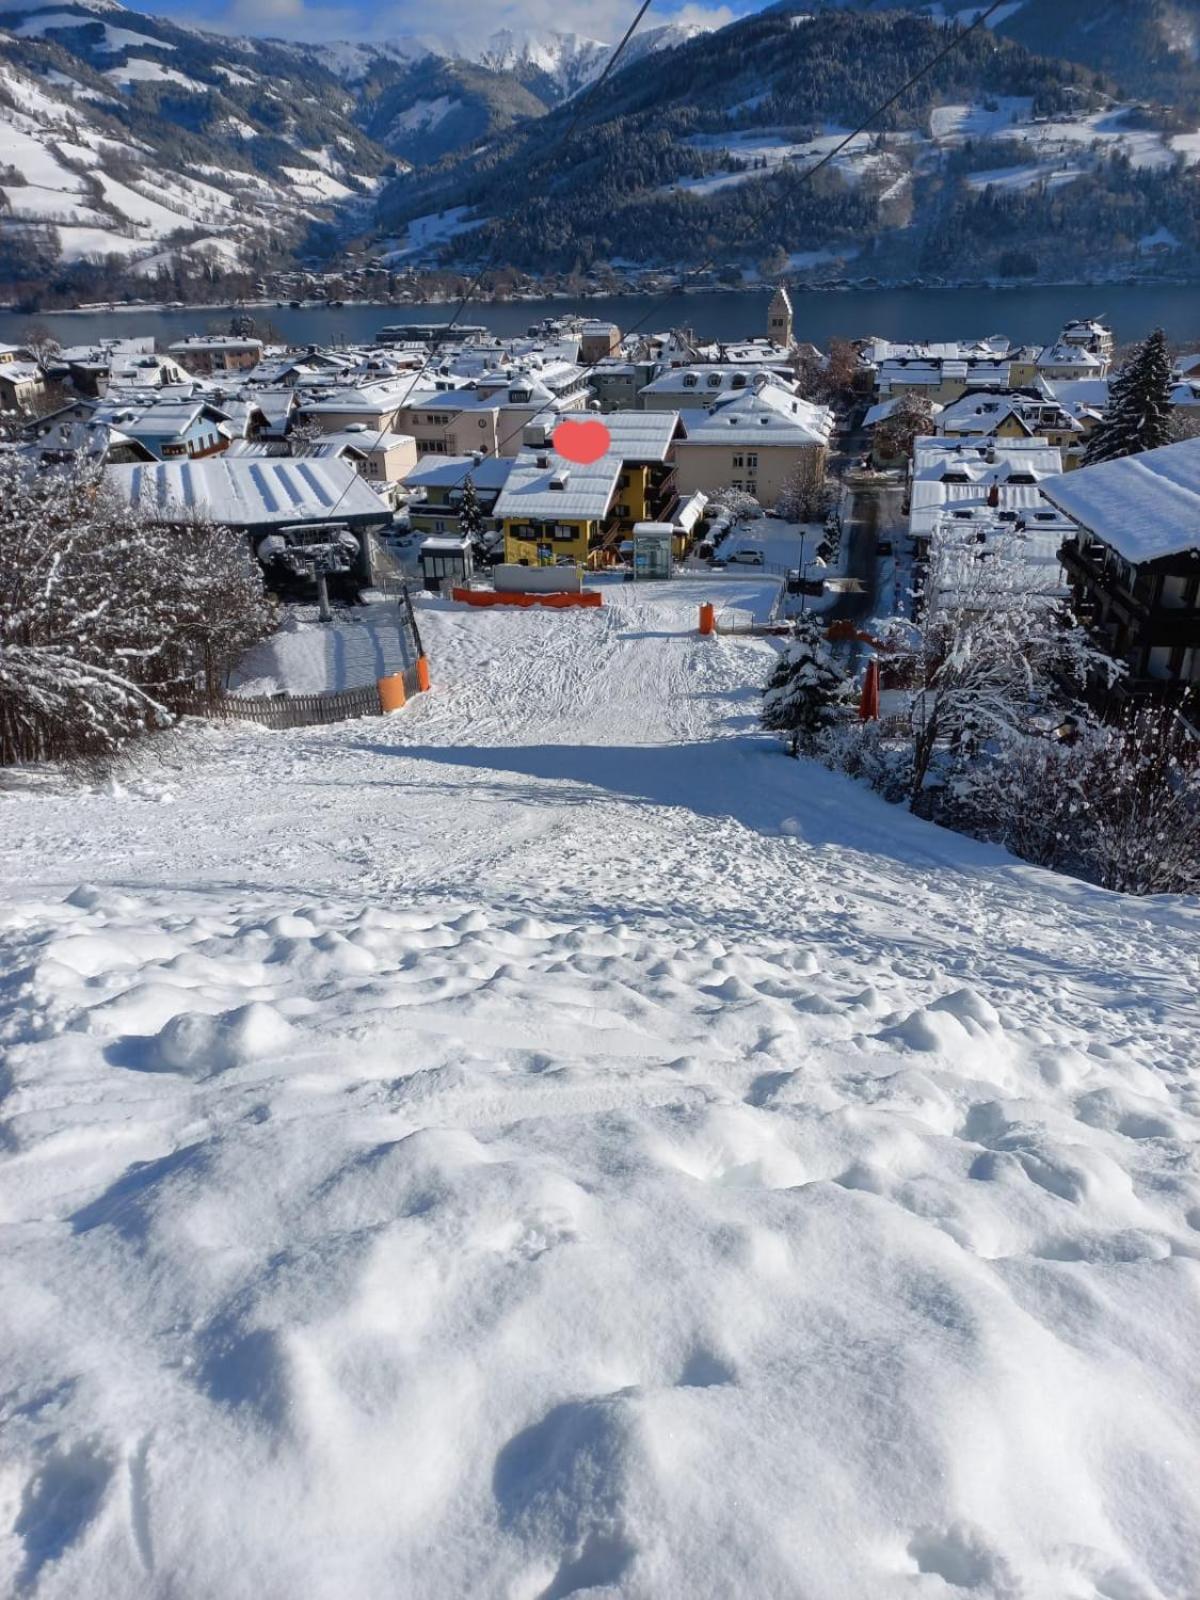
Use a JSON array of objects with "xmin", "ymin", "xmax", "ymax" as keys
[
  {"xmin": 698, "ymin": 602, "xmax": 715, "ymax": 635},
  {"xmin": 450, "ymin": 588, "xmax": 602, "ymax": 609},
  {"xmin": 416, "ymin": 655, "xmax": 431, "ymax": 692},
  {"xmin": 377, "ymin": 673, "xmax": 407, "ymax": 713}
]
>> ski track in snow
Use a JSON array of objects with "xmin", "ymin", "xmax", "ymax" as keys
[{"xmin": 1, "ymin": 583, "xmax": 1198, "ymax": 1599}]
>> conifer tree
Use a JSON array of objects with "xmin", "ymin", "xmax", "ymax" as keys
[
  {"xmin": 1084, "ymin": 329, "xmax": 1174, "ymax": 465},
  {"xmin": 458, "ymin": 475, "xmax": 484, "ymax": 542},
  {"xmin": 762, "ymin": 616, "xmax": 846, "ymax": 755}
]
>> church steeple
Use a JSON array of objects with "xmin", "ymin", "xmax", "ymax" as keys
[{"xmin": 767, "ymin": 284, "xmax": 793, "ymax": 346}]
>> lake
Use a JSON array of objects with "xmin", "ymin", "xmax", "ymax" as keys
[{"xmin": 3, "ymin": 283, "xmax": 1199, "ymax": 351}]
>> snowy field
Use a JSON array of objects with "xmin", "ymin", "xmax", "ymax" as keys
[{"xmin": 2, "ymin": 583, "xmax": 1199, "ymax": 1599}]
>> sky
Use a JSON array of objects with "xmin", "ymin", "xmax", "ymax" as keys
[{"xmin": 138, "ymin": 0, "xmax": 752, "ymax": 45}]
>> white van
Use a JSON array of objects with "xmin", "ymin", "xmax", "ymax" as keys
[{"xmin": 727, "ymin": 546, "xmax": 765, "ymax": 567}]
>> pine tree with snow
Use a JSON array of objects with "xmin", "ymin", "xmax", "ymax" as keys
[
  {"xmin": 762, "ymin": 616, "xmax": 847, "ymax": 755},
  {"xmin": 458, "ymin": 475, "xmax": 484, "ymax": 542},
  {"xmin": 1084, "ymin": 328, "xmax": 1174, "ymax": 465}
]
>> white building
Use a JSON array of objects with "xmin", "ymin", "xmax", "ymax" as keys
[{"xmin": 673, "ymin": 378, "xmax": 833, "ymax": 506}]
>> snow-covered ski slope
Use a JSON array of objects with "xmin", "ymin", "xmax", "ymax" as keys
[{"xmin": 2, "ymin": 581, "xmax": 1198, "ymax": 1600}]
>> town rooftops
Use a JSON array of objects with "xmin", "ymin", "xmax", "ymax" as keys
[
  {"xmin": 1041, "ymin": 437, "xmax": 1200, "ymax": 565},
  {"xmin": 106, "ymin": 457, "xmax": 391, "ymax": 528}
]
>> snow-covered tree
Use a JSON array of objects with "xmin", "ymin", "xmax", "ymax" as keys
[
  {"xmin": 708, "ymin": 486, "xmax": 761, "ymax": 522},
  {"xmin": 18, "ymin": 322, "xmax": 60, "ymax": 368},
  {"xmin": 874, "ymin": 392, "xmax": 933, "ymax": 462},
  {"xmin": 287, "ymin": 414, "xmax": 325, "ymax": 453},
  {"xmin": 775, "ymin": 454, "xmax": 834, "ymax": 522},
  {"xmin": 458, "ymin": 474, "xmax": 484, "ymax": 541},
  {"xmin": 1084, "ymin": 328, "xmax": 1174, "ymax": 465},
  {"xmin": 908, "ymin": 521, "xmax": 1104, "ymax": 804},
  {"xmin": 1077, "ymin": 704, "xmax": 1200, "ymax": 895},
  {"xmin": 762, "ymin": 616, "xmax": 848, "ymax": 755},
  {"xmin": 0, "ymin": 459, "xmax": 271, "ymax": 764}
]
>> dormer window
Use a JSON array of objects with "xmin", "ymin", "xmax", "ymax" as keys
[
  {"xmin": 683, "ymin": 374, "xmax": 698, "ymax": 388},
  {"xmin": 708, "ymin": 374, "xmax": 722, "ymax": 387}
]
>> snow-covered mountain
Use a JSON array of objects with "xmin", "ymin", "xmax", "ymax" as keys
[
  {"xmin": 313, "ymin": 21, "xmax": 709, "ymax": 99},
  {"xmin": 0, "ymin": 0, "xmax": 407, "ymax": 287},
  {"xmin": 0, "ymin": 0, "xmax": 714, "ymax": 283}
]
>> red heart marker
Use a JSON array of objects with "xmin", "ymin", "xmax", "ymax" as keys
[{"xmin": 553, "ymin": 419, "xmax": 612, "ymax": 465}]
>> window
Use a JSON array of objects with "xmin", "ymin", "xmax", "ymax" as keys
[
  {"xmin": 683, "ymin": 375, "xmax": 698, "ymax": 388},
  {"xmin": 747, "ymin": 481, "xmax": 757, "ymax": 498},
  {"xmin": 733, "ymin": 454, "xmax": 744, "ymax": 468},
  {"xmin": 731, "ymin": 479, "xmax": 743, "ymax": 491},
  {"xmin": 707, "ymin": 374, "xmax": 722, "ymax": 387},
  {"xmin": 745, "ymin": 453, "xmax": 758, "ymax": 470}
]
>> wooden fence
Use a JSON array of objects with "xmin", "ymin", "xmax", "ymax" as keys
[{"xmin": 179, "ymin": 681, "xmax": 387, "ymax": 730}]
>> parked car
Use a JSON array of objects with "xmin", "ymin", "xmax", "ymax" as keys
[{"xmin": 727, "ymin": 547, "xmax": 765, "ymax": 567}]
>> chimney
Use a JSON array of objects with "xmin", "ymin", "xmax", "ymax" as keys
[{"xmin": 987, "ymin": 483, "xmax": 1000, "ymax": 508}]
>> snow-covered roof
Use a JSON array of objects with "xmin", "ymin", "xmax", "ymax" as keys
[
  {"xmin": 302, "ymin": 429, "xmax": 414, "ymax": 454},
  {"xmin": 640, "ymin": 365, "xmax": 797, "ymax": 399},
  {"xmin": 1038, "ymin": 378, "xmax": 1109, "ymax": 415},
  {"xmin": 1036, "ymin": 342, "xmax": 1103, "ymax": 371},
  {"xmin": 168, "ymin": 336, "xmax": 263, "ymax": 353},
  {"xmin": 93, "ymin": 399, "xmax": 229, "ymax": 439},
  {"xmin": 403, "ymin": 454, "xmax": 515, "ymax": 491},
  {"xmin": 1041, "ymin": 438, "xmax": 1200, "ymax": 564},
  {"xmin": 420, "ymin": 535, "xmax": 472, "ymax": 553},
  {"xmin": 936, "ymin": 392, "xmax": 1026, "ymax": 433},
  {"xmin": 106, "ymin": 457, "xmax": 392, "ymax": 528},
  {"xmin": 494, "ymin": 450, "xmax": 620, "ymax": 522},
  {"xmin": 910, "ymin": 439, "xmax": 1064, "ymax": 539},
  {"xmin": 679, "ymin": 383, "xmax": 832, "ymax": 448},
  {"xmin": 674, "ymin": 490, "xmax": 707, "ymax": 533}
]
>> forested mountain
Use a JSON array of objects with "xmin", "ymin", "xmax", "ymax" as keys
[
  {"xmin": 809, "ymin": 1, "xmax": 1200, "ymax": 108},
  {"xmin": 374, "ymin": 7, "xmax": 1200, "ymax": 278}
]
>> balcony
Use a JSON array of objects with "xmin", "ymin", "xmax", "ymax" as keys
[{"xmin": 1060, "ymin": 540, "xmax": 1200, "ymax": 647}]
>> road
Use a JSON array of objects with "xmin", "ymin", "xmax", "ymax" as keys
[{"xmin": 828, "ymin": 474, "xmax": 904, "ymax": 631}]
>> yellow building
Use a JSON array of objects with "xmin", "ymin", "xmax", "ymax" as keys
[{"xmin": 496, "ymin": 413, "xmax": 685, "ymax": 568}]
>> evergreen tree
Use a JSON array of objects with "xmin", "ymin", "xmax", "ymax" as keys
[
  {"xmin": 762, "ymin": 616, "xmax": 846, "ymax": 756},
  {"xmin": 1084, "ymin": 328, "xmax": 1174, "ymax": 466},
  {"xmin": 458, "ymin": 475, "xmax": 484, "ymax": 541}
]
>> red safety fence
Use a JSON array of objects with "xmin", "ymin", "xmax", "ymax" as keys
[{"xmin": 451, "ymin": 588, "xmax": 602, "ymax": 609}]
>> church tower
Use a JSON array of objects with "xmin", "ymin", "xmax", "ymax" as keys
[{"xmin": 767, "ymin": 284, "xmax": 793, "ymax": 347}]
